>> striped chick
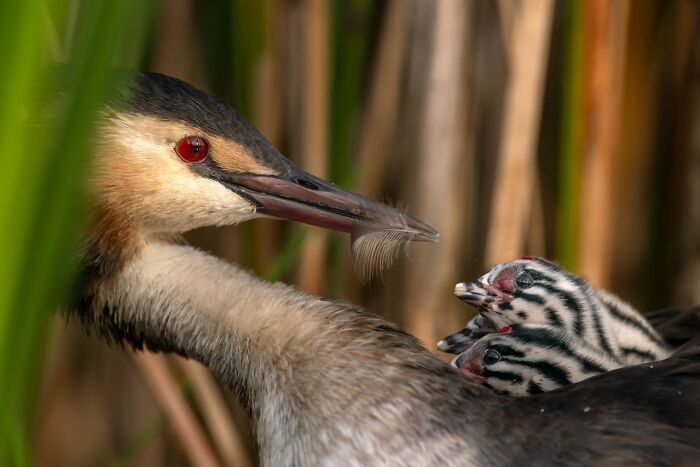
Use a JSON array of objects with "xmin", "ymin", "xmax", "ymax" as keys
[
  {"xmin": 442, "ymin": 257, "xmax": 670, "ymax": 365},
  {"xmin": 452, "ymin": 324, "xmax": 622, "ymax": 396}
]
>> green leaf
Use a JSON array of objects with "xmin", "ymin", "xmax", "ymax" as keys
[{"xmin": 0, "ymin": 0, "xmax": 153, "ymax": 462}]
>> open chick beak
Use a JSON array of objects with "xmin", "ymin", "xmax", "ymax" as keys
[
  {"xmin": 226, "ymin": 171, "xmax": 439, "ymax": 242},
  {"xmin": 454, "ymin": 282, "xmax": 508, "ymax": 337},
  {"xmin": 454, "ymin": 281, "xmax": 512, "ymax": 308}
]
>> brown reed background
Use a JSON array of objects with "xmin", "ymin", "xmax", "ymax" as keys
[{"xmin": 34, "ymin": 1, "xmax": 700, "ymax": 466}]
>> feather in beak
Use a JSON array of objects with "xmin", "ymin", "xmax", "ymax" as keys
[{"xmin": 225, "ymin": 173, "xmax": 439, "ymax": 279}]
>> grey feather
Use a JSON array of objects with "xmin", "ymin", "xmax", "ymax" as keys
[{"xmin": 350, "ymin": 203, "xmax": 438, "ymax": 280}]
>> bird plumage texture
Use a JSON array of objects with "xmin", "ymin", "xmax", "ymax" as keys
[
  {"xmin": 441, "ymin": 257, "xmax": 670, "ymax": 365},
  {"xmin": 70, "ymin": 72, "xmax": 700, "ymax": 465}
]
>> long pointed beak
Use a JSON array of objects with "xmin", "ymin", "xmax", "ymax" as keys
[{"xmin": 225, "ymin": 172, "xmax": 439, "ymax": 242}]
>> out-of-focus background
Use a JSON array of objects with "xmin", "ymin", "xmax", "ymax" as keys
[{"xmin": 2, "ymin": 0, "xmax": 700, "ymax": 465}]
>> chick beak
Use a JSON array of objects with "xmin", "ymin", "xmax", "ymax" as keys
[
  {"xmin": 454, "ymin": 281, "xmax": 513, "ymax": 308},
  {"xmin": 453, "ymin": 354, "xmax": 486, "ymax": 382},
  {"xmin": 437, "ymin": 314, "xmax": 498, "ymax": 355},
  {"xmin": 226, "ymin": 171, "xmax": 439, "ymax": 241},
  {"xmin": 437, "ymin": 330, "xmax": 482, "ymax": 354}
]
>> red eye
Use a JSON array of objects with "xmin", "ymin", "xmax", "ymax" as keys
[{"xmin": 175, "ymin": 136, "xmax": 209, "ymax": 163}]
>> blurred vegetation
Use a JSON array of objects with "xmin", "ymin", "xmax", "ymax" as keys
[
  {"xmin": 2, "ymin": 1, "xmax": 699, "ymax": 466},
  {"xmin": 0, "ymin": 1, "xmax": 153, "ymax": 465}
]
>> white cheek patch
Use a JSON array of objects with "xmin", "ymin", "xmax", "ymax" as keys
[
  {"xmin": 131, "ymin": 147, "xmax": 258, "ymax": 232},
  {"xmin": 145, "ymin": 174, "xmax": 258, "ymax": 232},
  {"xmin": 99, "ymin": 114, "xmax": 260, "ymax": 233}
]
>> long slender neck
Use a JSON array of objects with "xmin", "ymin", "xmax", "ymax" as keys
[{"xmin": 78, "ymin": 238, "xmax": 492, "ymax": 465}]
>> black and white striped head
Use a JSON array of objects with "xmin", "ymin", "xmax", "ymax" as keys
[
  {"xmin": 454, "ymin": 257, "xmax": 593, "ymax": 332},
  {"xmin": 452, "ymin": 324, "xmax": 620, "ymax": 396}
]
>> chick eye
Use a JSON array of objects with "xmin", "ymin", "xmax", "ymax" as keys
[
  {"xmin": 515, "ymin": 272, "xmax": 534, "ymax": 289},
  {"xmin": 175, "ymin": 136, "xmax": 209, "ymax": 163},
  {"xmin": 483, "ymin": 349, "xmax": 502, "ymax": 365}
]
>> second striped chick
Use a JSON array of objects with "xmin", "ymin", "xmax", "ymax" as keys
[{"xmin": 452, "ymin": 324, "xmax": 622, "ymax": 396}]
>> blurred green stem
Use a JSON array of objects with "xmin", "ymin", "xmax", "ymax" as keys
[
  {"xmin": 0, "ymin": 0, "xmax": 153, "ymax": 463},
  {"xmin": 556, "ymin": 0, "xmax": 584, "ymax": 270}
]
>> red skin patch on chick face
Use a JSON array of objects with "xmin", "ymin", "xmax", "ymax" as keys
[
  {"xmin": 499, "ymin": 326, "xmax": 512, "ymax": 334},
  {"xmin": 492, "ymin": 268, "xmax": 515, "ymax": 293},
  {"xmin": 458, "ymin": 362, "xmax": 487, "ymax": 382}
]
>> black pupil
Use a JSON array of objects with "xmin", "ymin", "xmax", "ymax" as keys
[
  {"xmin": 516, "ymin": 273, "xmax": 533, "ymax": 288},
  {"xmin": 483, "ymin": 349, "xmax": 501, "ymax": 365},
  {"xmin": 191, "ymin": 145, "xmax": 200, "ymax": 153}
]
